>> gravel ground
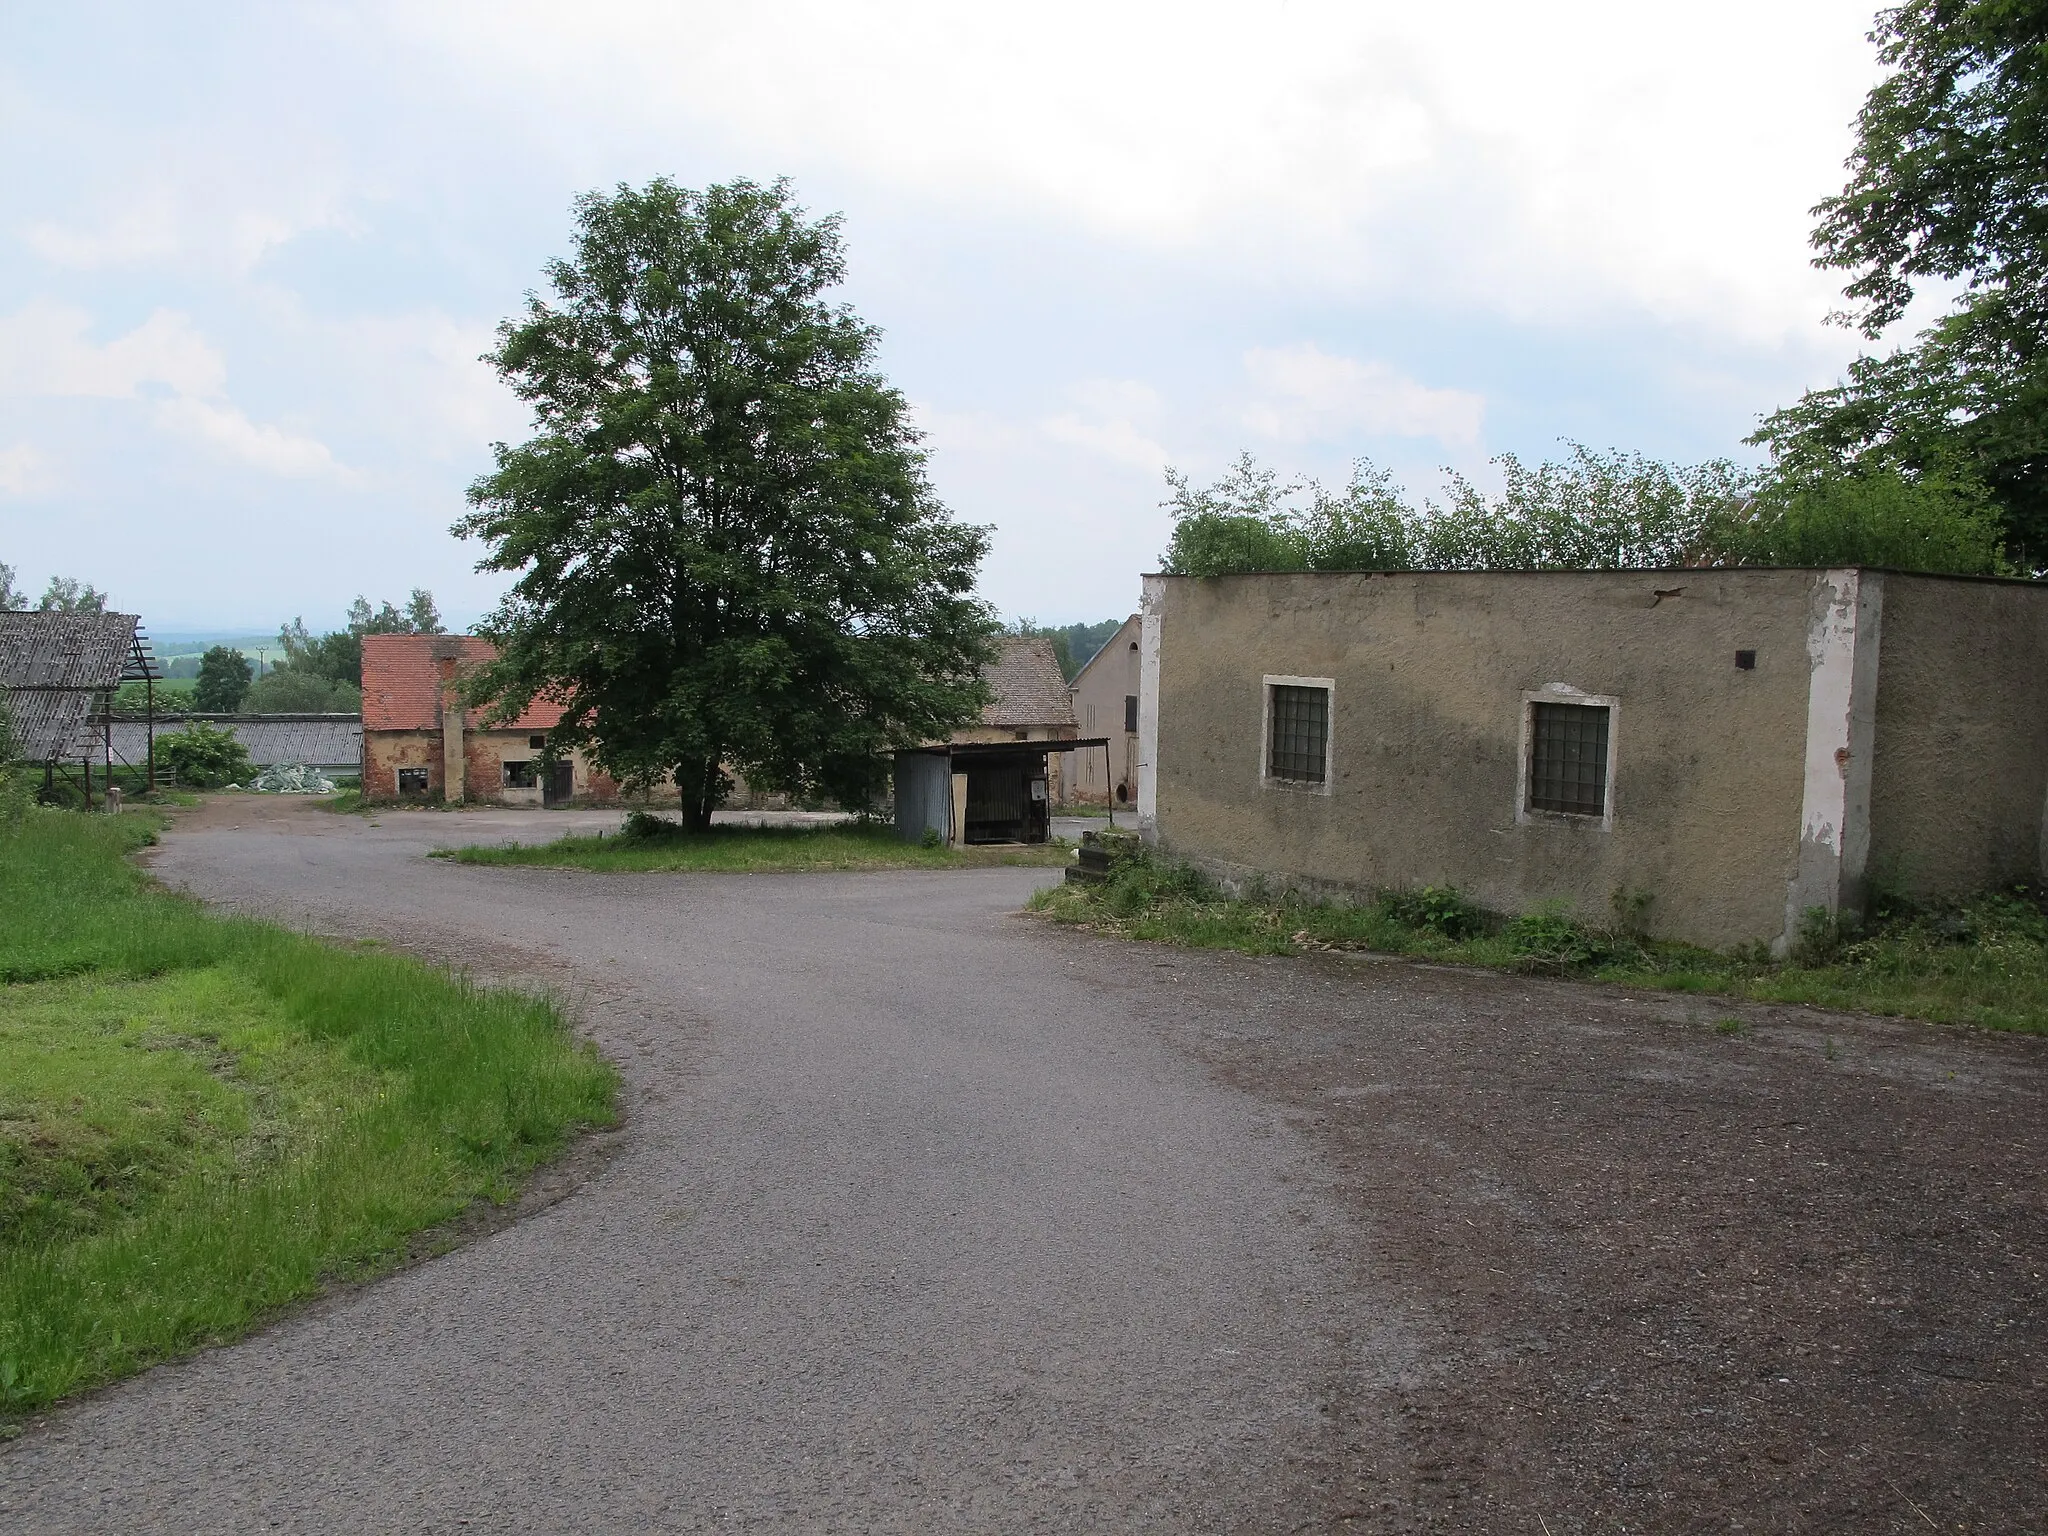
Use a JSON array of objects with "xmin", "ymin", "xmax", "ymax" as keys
[{"xmin": 2, "ymin": 798, "xmax": 2042, "ymax": 1533}]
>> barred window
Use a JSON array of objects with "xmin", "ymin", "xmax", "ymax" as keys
[
  {"xmin": 1528, "ymin": 702, "xmax": 1609, "ymax": 816},
  {"xmin": 502, "ymin": 760, "xmax": 538, "ymax": 788},
  {"xmin": 1267, "ymin": 684, "xmax": 1329, "ymax": 784}
]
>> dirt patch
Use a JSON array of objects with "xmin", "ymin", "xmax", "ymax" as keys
[{"xmin": 1128, "ymin": 942, "xmax": 2048, "ymax": 1532}]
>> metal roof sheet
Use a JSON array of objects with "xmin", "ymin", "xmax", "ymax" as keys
[{"xmin": 0, "ymin": 611, "xmax": 144, "ymax": 761}]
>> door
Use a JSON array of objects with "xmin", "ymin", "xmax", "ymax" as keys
[{"xmin": 543, "ymin": 760, "xmax": 575, "ymax": 807}]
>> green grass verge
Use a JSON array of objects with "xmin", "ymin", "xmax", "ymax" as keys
[
  {"xmin": 436, "ymin": 818, "xmax": 1073, "ymax": 873},
  {"xmin": 1031, "ymin": 844, "xmax": 2048, "ymax": 1034},
  {"xmin": 0, "ymin": 809, "xmax": 618, "ymax": 1416}
]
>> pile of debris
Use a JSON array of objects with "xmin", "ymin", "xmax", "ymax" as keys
[{"xmin": 248, "ymin": 764, "xmax": 340, "ymax": 795}]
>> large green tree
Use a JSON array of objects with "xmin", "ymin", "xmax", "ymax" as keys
[
  {"xmin": 193, "ymin": 645, "xmax": 253, "ymax": 712},
  {"xmin": 1754, "ymin": 0, "xmax": 2048, "ymax": 565},
  {"xmin": 456, "ymin": 178, "xmax": 995, "ymax": 829}
]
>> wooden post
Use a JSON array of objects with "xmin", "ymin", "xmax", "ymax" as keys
[
  {"xmin": 146, "ymin": 673, "xmax": 156, "ymax": 793},
  {"xmin": 1103, "ymin": 742, "xmax": 1114, "ymax": 830}
]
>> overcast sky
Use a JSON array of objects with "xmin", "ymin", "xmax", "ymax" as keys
[{"xmin": 2, "ymin": 1, "xmax": 1907, "ymax": 632}]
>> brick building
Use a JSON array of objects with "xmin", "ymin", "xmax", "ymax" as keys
[{"xmin": 360, "ymin": 634, "xmax": 617, "ymax": 805}]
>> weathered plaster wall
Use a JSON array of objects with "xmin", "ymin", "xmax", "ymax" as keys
[
  {"xmin": 1867, "ymin": 574, "xmax": 2048, "ymax": 895},
  {"xmin": 364, "ymin": 730, "xmax": 443, "ymax": 797},
  {"xmin": 364, "ymin": 729, "xmax": 615, "ymax": 803},
  {"xmin": 1150, "ymin": 569, "xmax": 1819, "ymax": 947},
  {"xmin": 1068, "ymin": 616, "xmax": 1142, "ymax": 804}
]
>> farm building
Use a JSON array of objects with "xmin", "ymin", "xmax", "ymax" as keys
[
  {"xmin": 1135, "ymin": 567, "xmax": 2048, "ymax": 951},
  {"xmin": 895, "ymin": 634, "xmax": 1100, "ymax": 845},
  {"xmin": 107, "ymin": 714, "xmax": 362, "ymax": 778},
  {"xmin": 0, "ymin": 610, "xmax": 162, "ymax": 804},
  {"xmin": 1062, "ymin": 613, "xmax": 1142, "ymax": 808},
  {"xmin": 359, "ymin": 634, "xmax": 617, "ymax": 805}
]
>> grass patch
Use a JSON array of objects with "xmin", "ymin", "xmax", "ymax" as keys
[
  {"xmin": 436, "ymin": 813, "xmax": 1073, "ymax": 873},
  {"xmin": 0, "ymin": 808, "xmax": 618, "ymax": 1416},
  {"xmin": 1031, "ymin": 839, "xmax": 2048, "ymax": 1033}
]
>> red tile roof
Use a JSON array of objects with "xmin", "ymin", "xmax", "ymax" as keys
[{"xmin": 360, "ymin": 634, "xmax": 565, "ymax": 732}]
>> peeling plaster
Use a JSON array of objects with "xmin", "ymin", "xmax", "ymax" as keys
[{"xmin": 1784, "ymin": 569, "xmax": 1883, "ymax": 949}]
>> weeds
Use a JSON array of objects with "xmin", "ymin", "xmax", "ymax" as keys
[{"xmin": 1030, "ymin": 841, "xmax": 2048, "ymax": 1033}]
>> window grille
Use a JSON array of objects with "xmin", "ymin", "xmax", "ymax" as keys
[
  {"xmin": 1267, "ymin": 684, "xmax": 1329, "ymax": 783},
  {"xmin": 1124, "ymin": 694, "xmax": 1139, "ymax": 734},
  {"xmin": 1528, "ymin": 702, "xmax": 1609, "ymax": 816},
  {"xmin": 503, "ymin": 760, "xmax": 538, "ymax": 788}
]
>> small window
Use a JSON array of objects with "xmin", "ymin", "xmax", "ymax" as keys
[
  {"xmin": 1527, "ymin": 702, "xmax": 1609, "ymax": 816},
  {"xmin": 503, "ymin": 760, "xmax": 538, "ymax": 788},
  {"xmin": 529, "ymin": 734, "xmax": 546, "ymax": 749},
  {"xmin": 396, "ymin": 767, "xmax": 428, "ymax": 796},
  {"xmin": 1124, "ymin": 694, "xmax": 1138, "ymax": 734},
  {"xmin": 1266, "ymin": 683, "xmax": 1329, "ymax": 784},
  {"xmin": 1014, "ymin": 730, "xmax": 1030, "ymax": 741}
]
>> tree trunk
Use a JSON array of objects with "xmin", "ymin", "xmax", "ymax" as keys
[{"xmin": 678, "ymin": 757, "xmax": 721, "ymax": 832}]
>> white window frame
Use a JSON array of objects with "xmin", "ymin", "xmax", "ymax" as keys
[
  {"xmin": 1260, "ymin": 674, "xmax": 1335, "ymax": 795},
  {"xmin": 1516, "ymin": 685, "xmax": 1620, "ymax": 831}
]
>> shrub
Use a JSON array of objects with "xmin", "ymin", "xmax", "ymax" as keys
[
  {"xmin": 161, "ymin": 723, "xmax": 253, "ymax": 789},
  {"xmin": 1379, "ymin": 884, "xmax": 1487, "ymax": 939},
  {"xmin": 1504, "ymin": 903, "xmax": 1608, "ymax": 973},
  {"xmin": 620, "ymin": 810, "xmax": 688, "ymax": 843}
]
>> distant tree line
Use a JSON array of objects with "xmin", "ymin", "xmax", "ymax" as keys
[
  {"xmin": 1007, "ymin": 617, "xmax": 1127, "ymax": 681},
  {"xmin": 0, "ymin": 566, "xmax": 110, "ymax": 613},
  {"xmin": 1166, "ymin": 1, "xmax": 2047, "ymax": 581}
]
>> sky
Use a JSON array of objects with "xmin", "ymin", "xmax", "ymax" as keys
[{"xmin": 0, "ymin": 1, "xmax": 1915, "ymax": 632}]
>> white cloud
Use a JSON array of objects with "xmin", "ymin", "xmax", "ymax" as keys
[
  {"xmin": 1242, "ymin": 344, "xmax": 1483, "ymax": 447},
  {"xmin": 390, "ymin": 0, "xmax": 1880, "ymax": 341},
  {"xmin": 1041, "ymin": 379, "xmax": 1171, "ymax": 473},
  {"xmin": 0, "ymin": 443, "xmax": 55, "ymax": 498},
  {"xmin": 153, "ymin": 397, "xmax": 342, "ymax": 479},
  {"xmin": 0, "ymin": 301, "xmax": 224, "ymax": 398},
  {"xmin": 25, "ymin": 181, "xmax": 354, "ymax": 275},
  {"xmin": 0, "ymin": 302, "xmax": 343, "ymax": 478}
]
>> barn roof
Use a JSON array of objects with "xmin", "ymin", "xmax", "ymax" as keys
[
  {"xmin": 0, "ymin": 611, "xmax": 152, "ymax": 762},
  {"xmin": 107, "ymin": 714, "xmax": 362, "ymax": 770},
  {"xmin": 360, "ymin": 634, "xmax": 564, "ymax": 733},
  {"xmin": 982, "ymin": 636, "xmax": 1077, "ymax": 728}
]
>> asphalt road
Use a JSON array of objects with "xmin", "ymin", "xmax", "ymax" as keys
[
  {"xmin": 2, "ymin": 803, "xmax": 1364, "ymax": 1532},
  {"xmin": 3, "ymin": 800, "xmax": 2043, "ymax": 1533}
]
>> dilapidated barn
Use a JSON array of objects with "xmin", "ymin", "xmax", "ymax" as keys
[{"xmin": 0, "ymin": 611, "xmax": 162, "ymax": 804}]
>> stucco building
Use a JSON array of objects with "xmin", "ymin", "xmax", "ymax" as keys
[
  {"xmin": 1063, "ymin": 613, "xmax": 1142, "ymax": 807},
  {"xmin": 360, "ymin": 634, "xmax": 617, "ymax": 805},
  {"xmin": 1135, "ymin": 567, "xmax": 2048, "ymax": 951}
]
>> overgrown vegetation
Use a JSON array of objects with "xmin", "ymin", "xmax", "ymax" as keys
[
  {"xmin": 438, "ymin": 813, "xmax": 1071, "ymax": 873},
  {"xmin": 0, "ymin": 809, "xmax": 617, "ymax": 1415},
  {"xmin": 1033, "ymin": 839, "xmax": 2048, "ymax": 1033},
  {"xmin": 1158, "ymin": 445, "xmax": 2015, "ymax": 580},
  {"xmin": 159, "ymin": 721, "xmax": 254, "ymax": 789}
]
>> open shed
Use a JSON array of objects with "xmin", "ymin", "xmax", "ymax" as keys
[
  {"xmin": 895, "ymin": 737, "xmax": 1111, "ymax": 845},
  {"xmin": 0, "ymin": 611, "xmax": 161, "ymax": 804}
]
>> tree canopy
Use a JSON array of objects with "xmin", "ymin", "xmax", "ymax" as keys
[
  {"xmin": 276, "ymin": 589, "xmax": 444, "ymax": 692},
  {"xmin": 1756, "ymin": 0, "xmax": 2048, "ymax": 566},
  {"xmin": 456, "ymin": 177, "xmax": 995, "ymax": 829},
  {"xmin": 3, "ymin": 574, "xmax": 111, "ymax": 612},
  {"xmin": 193, "ymin": 645, "xmax": 253, "ymax": 712}
]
